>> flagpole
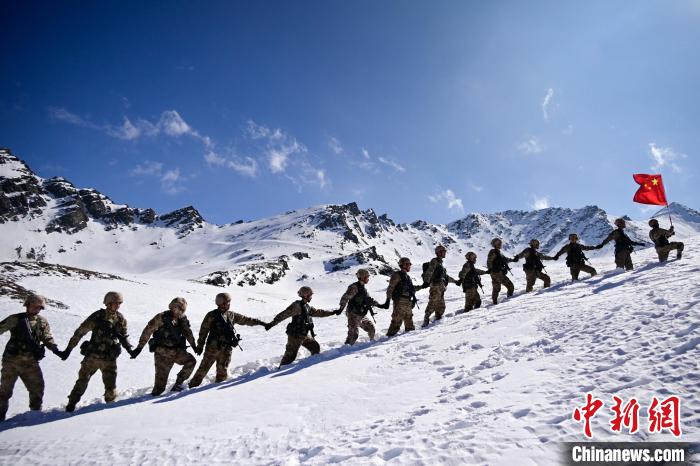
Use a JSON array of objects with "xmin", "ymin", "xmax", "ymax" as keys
[{"xmin": 660, "ymin": 169, "xmax": 673, "ymax": 228}]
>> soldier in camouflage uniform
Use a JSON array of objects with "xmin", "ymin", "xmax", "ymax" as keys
[
  {"xmin": 266, "ymin": 286, "xmax": 340, "ymax": 366},
  {"xmin": 597, "ymin": 218, "xmax": 646, "ymax": 270},
  {"xmin": 456, "ymin": 252, "xmax": 488, "ymax": 313},
  {"xmin": 648, "ymin": 219, "xmax": 684, "ymax": 262},
  {"xmin": 188, "ymin": 293, "xmax": 266, "ymax": 387},
  {"xmin": 385, "ymin": 257, "xmax": 422, "ymax": 336},
  {"xmin": 0, "ymin": 295, "xmax": 61, "ymax": 421},
  {"xmin": 60, "ymin": 291, "xmax": 134, "ymax": 412},
  {"xmin": 513, "ymin": 239, "xmax": 556, "ymax": 292},
  {"xmin": 487, "ymin": 238, "xmax": 517, "ymax": 305},
  {"xmin": 554, "ymin": 234, "xmax": 599, "ymax": 281},
  {"xmin": 421, "ymin": 245, "xmax": 458, "ymax": 327},
  {"xmin": 338, "ymin": 269, "xmax": 389, "ymax": 345},
  {"xmin": 131, "ymin": 297, "xmax": 198, "ymax": 395}
]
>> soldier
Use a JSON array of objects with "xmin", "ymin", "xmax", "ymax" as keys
[
  {"xmin": 648, "ymin": 219, "xmax": 684, "ymax": 262},
  {"xmin": 487, "ymin": 238, "xmax": 517, "ymax": 305},
  {"xmin": 385, "ymin": 257, "xmax": 422, "ymax": 337},
  {"xmin": 130, "ymin": 297, "xmax": 197, "ymax": 395},
  {"xmin": 0, "ymin": 295, "xmax": 61, "ymax": 421},
  {"xmin": 60, "ymin": 291, "xmax": 134, "ymax": 412},
  {"xmin": 338, "ymin": 269, "xmax": 389, "ymax": 345},
  {"xmin": 266, "ymin": 287, "xmax": 340, "ymax": 367},
  {"xmin": 553, "ymin": 234, "xmax": 599, "ymax": 281},
  {"xmin": 421, "ymin": 245, "xmax": 458, "ymax": 327},
  {"xmin": 513, "ymin": 239, "xmax": 556, "ymax": 292},
  {"xmin": 188, "ymin": 293, "xmax": 266, "ymax": 388},
  {"xmin": 456, "ymin": 252, "xmax": 489, "ymax": 313},
  {"xmin": 597, "ymin": 218, "xmax": 646, "ymax": 270}
]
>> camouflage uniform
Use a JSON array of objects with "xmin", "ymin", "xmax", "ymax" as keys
[
  {"xmin": 514, "ymin": 247, "xmax": 554, "ymax": 292},
  {"xmin": 554, "ymin": 243, "xmax": 598, "ymax": 280},
  {"xmin": 487, "ymin": 249, "xmax": 515, "ymax": 304},
  {"xmin": 422, "ymin": 257, "xmax": 456, "ymax": 325},
  {"xmin": 189, "ymin": 310, "xmax": 265, "ymax": 387},
  {"xmin": 599, "ymin": 228, "xmax": 643, "ymax": 270},
  {"xmin": 649, "ymin": 227, "xmax": 684, "ymax": 262},
  {"xmin": 270, "ymin": 301, "xmax": 335, "ymax": 366},
  {"xmin": 65, "ymin": 309, "xmax": 131, "ymax": 406},
  {"xmin": 339, "ymin": 282, "xmax": 380, "ymax": 345},
  {"xmin": 136, "ymin": 311, "xmax": 198, "ymax": 395},
  {"xmin": 458, "ymin": 261, "xmax": 488, "ymax": 312},
  {"xmin": 385, "ymin": 271, "xmax": 418, "ymax": 336},
  {"xmin": 0, "ymin": 313, "xmax": 58, "ymax": 421}
]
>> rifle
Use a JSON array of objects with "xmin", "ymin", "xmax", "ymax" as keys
[
  {"xmin": 363, "ymin": 304, "xmax": 377, "ymax": 323},
  {"xmin": 21, "ymin": 316, "xmax": 45, "ymax": 360},
  {"xmin": 216, "ymin": 312, "xmax": 243, "ymax": 351}
]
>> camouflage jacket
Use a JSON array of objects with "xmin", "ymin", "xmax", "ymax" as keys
[
  {"xmin": 422, "ymin": 257, "xmax": 456, "ymax": 286},
  {"xmin": 554, "ymin": 243, "xmax": 597, "ymax": 260},
  {"xmin": 339, "ymin": 282, "xmax": 380, "ymax": 315},
  {"xmin": 599, "ymin": 228, "xmax": 643, "ymax": 251},
  {"xmin": 137, "ymin": 311, "xmax": 196, "ymax": 350},
  {"xmin": 386, "ymin": 271, "xmax": 417, "ymax": 302},
  {"xmin": 198, "ymin": 309, "xmax": 264, "ymax": 349},
  {"xmin": 514, "ymin": 247, "xmax": 554, "ymax": 271},
  {"xmin": 649, "ymin": 227, "xmax": 673, "ymax": 248},
  {"xmin": 0, "ymin": 312, "xmax": 57, "ymax": 358},
  {"xmin": 270, "ymin": 300, "xmax": 334, "ymax": 336},
  {"xmin": 66, "ymin": 309, "xmax": 131, "ymax": 358},
  {"xmin": 487, "ymin": 249, "xmax": 514, "ymax": 274},
  {"xmin": 458, "ymin": 261, "xmax": 488, "ymax": 289}
]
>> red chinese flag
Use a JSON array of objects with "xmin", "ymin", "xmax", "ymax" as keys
[{"xmin": 632, "ymin": 174, "xmax": 667, "ymax": 205}]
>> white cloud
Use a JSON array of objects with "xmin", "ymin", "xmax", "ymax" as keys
[
  {"xmin": 468, "ymin": 182, "xmax": 484, "ymax": 193},
  {"xmin": 517, "ymin": 137, "xmax": 544, "ymax": 154},
  {"xmin": 542, "ymin": 88, "xmax": 555, "ymax": 122},
  {"xmin": 361, "ymin": 148, "xmax": 371, "ymax": 159},
  {"xmin": 649, "ymin": 143, "xmax": 685, "ymax": 173},
  {"xmin": 315, "ymin": 169, "xmax": 328, "ymax": 189},
  {"xmin": 228, "ymin": 157, "xmax": 258, "ymax": 178},
  {"xmin": 204, "ymin": 151, "xmax": 227, "ymax": 167},
  {"xmin": 530, "ymin": 195, "xmax": 550, "ymax": 210},
  {"xmin": 328, "ymin": 137, "xmax": 344, "ymax": 155},
  {"xmin": 48, "ymin": 107, "xmax": 99, "ymax": 129},
  {"xmin": 130, "ymin": 161, "xmax": 163, "ymax": 176},
  {"xmin": 428, "ymin": 189, "xmax": 464, "ymax": 213},
  {"xmin": 269, "ymin": 149, "xmax": 290, "ymax": 174},
  {"xmin": 378, "ymin": 156, "xmax": 406, "ymax": 172},
  {"xmin": 130, "ymin": 161, "xmax": 184, "ymax": 194},
  {"xmin": 563, "ymin": 124, "xmax": 574, "ymax": 136},
  {"xmin": 159, "ymin": 110, "xmax": 193, "ymax": 137},
  {"xmin": 160, "ymin": 168, "xmax": 183, "ymax": 194}
]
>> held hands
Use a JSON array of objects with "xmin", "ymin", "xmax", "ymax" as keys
[
  {"xmin": 263, "ymin": 322, "xmax": 274, "ymax": 331},
  {"xmin": 455, "ymin": 280, "xmax": 462, "ymax": 287},
  {"xmin": 194, "ymin": 344, "xmax": 203, "ymax": 355},
  {"xmin": 334, "ymin": 308, "xmax": 344, "ymax": 316},
  {"xmin": 380, "ymin": 299, "xmax": 390, "ymax": 309},
  {"xmin": 129, "ymin": 346, "xmax": 142, "ymax": 359},
  {"xmin": 57, "ymin": 347, "xmax": 71, "ymax": 361}
]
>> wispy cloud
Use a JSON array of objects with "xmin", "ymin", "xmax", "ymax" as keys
[
  {"xmin": 517, "ymin": 137, "xmax": 544, "ymax": 154},
  {"xmin": 649, "ymin": 143, "xmax": 686, "ymax": 173},
  {"xmin": 328, "ymin": 136, "xmax": 344, "ymax": 155},
  {"xmin": 563, "ymin": 124, "xmax": 574, "ymax": 136},
  {"xmin": 378, "ymin": 156, "xmax": 406, "ymax": 172},
  {"xmin": 542, "ymin": 88, "xmax": 555, "ymax": 122},
  {"xmin": 204, "ymin": 150, "xmax": 258, "ymax": 178},
  {"xmin": 530, "ymin": 195, "xmax": 550, "ymax": 210},
  {"xmin": 428, "ymin": 189, "xmax": 464, "ymax": 213},
  {"xmin": 468, "ymin": 181, "xmax": 484, "ymax": 193},
  {"xmin": 361, "ymin": 148, "xmax": 371, "ymax": 160},
  {"xmin": 130, "ymin": 160, "xmax": 184, "ymax": 194}
]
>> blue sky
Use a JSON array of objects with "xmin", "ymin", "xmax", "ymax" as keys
[{"xmin": 1, "ymin": 1, "xmax": 698, "ymax": 224}]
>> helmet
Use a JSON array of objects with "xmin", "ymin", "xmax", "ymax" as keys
[
  {"xmin": 24, "ymin": 294, "xmax": 46, "ymax": 308},
  {"xmin": 103, "ymin": 291, "xmax": 124, "ymax": 305},
  {"xmin": 435, "ymin": 245, "xmax": 447, "ymax": 254},
  {"xmin": 356, "ymin": 268, "xmax": 370, "ymax": 279},
  {"xmin": 614, "ymin": 218, "xmax": 626, "ymax": 228},
  {"xmin": 648, "ymin": 219, "xmax": 659, "ymax": 228},
  {"xmin": 297, "ymin": 286, "xmax": 313, "ymax": 298},
  {"xmin": 465, "ymin": 251, "xmax": 477, "ymax": 261},
  {"xmin": 169, "ymin": 297, "xmax": 187, "ymax": 312},
  {"xmin": 529, "ymin": 239, "xmax": 540, "ymax": 248},
  {"xmin": 215, "ymin": 293, "xmax": 231, "ymax": 306},
  {"xmin": 398, "ymin": 257, "xmax": 411, "ymax": 267},
  {"xmin": 568, "ymin": 233, "xmax": 579, "ymax": 241},
  {"xmin": 491, "ymin": 238, "xmax": 502, "ymax": 247}
]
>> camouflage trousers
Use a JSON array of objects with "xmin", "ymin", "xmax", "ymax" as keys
[
  {"xmin": 189, "ymin": 345, "xmax": 232, "ymax": 387},
  {"xmin": 615, "ymin": 249, "xmax": 634, "ymax": 270},
  {"xmin": 386, "ymin": 298, "xmax": 415, "ymax": 336},
  {"xmin": 524, "ymin": 269, "xmax": 550, "ymax": 292},
  {"xmin": 656, "ymin": 242, "xmax": 684, "ymax": 262},
  {"xmin": 280, "ymin": 334, "xmax": 320, "ymax": 366},
  {"xmin": 462, "ymin": 288, "xmax": 481, "ymax": 312},
  {"xmin": 490, "ymin": 272, "xmax": 514, "ymax": 304},
  {"xmin": 152, "ymin": 347, "xmax": 196, "ymax": 395},
  {"xmin": 570, "ymin": 264, "xmax": 596, "ymax": 281},
  {"xmin": 423, "ymin": 283, "xmax": 447, "ymax": 323},
  {"xmin": 345, "ymin": 311, "xmax": 375, "ymax": 345},
  {"xmin": 0, "ymin": 355, "xmax": 44, "ymax": 420},
  {"xmin": 68, "ymin": 355, "xmax": 118, "ymax": 405}
]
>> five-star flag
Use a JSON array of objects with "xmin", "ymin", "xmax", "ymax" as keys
[{"xmin": 633, "ymin": 174, "xmax": 668, "ymax": 206}]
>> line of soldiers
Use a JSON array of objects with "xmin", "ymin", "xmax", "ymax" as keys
[{"xmin": 0, "ymin": 218, "xmax": 685, "ymax": 419}]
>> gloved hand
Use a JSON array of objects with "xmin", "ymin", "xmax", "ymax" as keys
[
  {"xmin": 195, "ymin": 344, "xmax": 203, "ymax": 355},
  {"xmin": 553, "ymin": 255, "xmax": 559, "ymax": 261},
  {"xmin": 263, "ymin": 322, "xmax": 274, "ymax": 331},
  {"xmin": 511, "ymin": 257, "xmax": 519, "ymax": 262},
  {"xmin": 455, "ymin": 280, "xmax": 462, "ymax": 287},
  {"xmin": 669, "ymin": 225, "xmax": 675, "ymax": 232},
  {"xmin": 595, "ymin": 244, "xmax": 603, "ymax": 249},
  {"xmin": 129, "ymin": 347, "xmax": 142, "ymax": 359},
  {"xmin": 381, "ymin": 299, "xmax": 390, "ymax": 309},
  {"xmin": 334, "ymin": 308, "xmax": 343, "ymax": 316},
  {"xmin": 58, "ymin": 348, "xmax": 71, "ymax": 361}
]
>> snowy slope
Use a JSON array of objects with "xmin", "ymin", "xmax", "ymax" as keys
[{"xmin": 0, "ymin": 236, "xmax": 698, "ymax": 465}]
